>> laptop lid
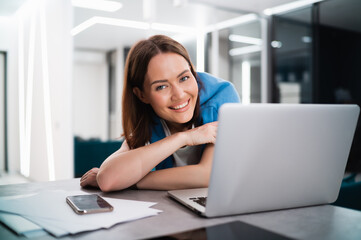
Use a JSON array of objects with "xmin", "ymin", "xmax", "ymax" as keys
[{"xmin": 204, "ymin": 104, "xmax": 359, "ymax": 217}]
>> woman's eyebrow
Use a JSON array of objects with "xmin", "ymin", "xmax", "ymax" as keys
[
  {"xmin": 150, "ymin": 79, "xmax": 168, "ymax": 86},
  {"xmin": 177, "ymin": 69, "xmax": 189, "ymax": 78},
  {"xmin": 150, "ymin": 70, "xmax": 190, "ymax": 86}
]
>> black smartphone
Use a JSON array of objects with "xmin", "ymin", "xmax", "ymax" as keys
[{"xmin": 66, "ymin": 194, "xmax": 113, "ymax": 215}]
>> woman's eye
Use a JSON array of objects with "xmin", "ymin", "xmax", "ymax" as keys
[
  {"xmin": 180, "ymin": 76, "xmax": 189, "ymax": 82},
  {"xmin": 156, "ymin": 85, "xmax": 166, "ymax": 91}
]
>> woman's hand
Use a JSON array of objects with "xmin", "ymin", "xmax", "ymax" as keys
[
  {"xmin": 80, "ymin": 167, "xmax": 100, "ymax": 188},
  {"xmin": 184, "ymin": 121, "xmax": 218, "ymax": 146}
]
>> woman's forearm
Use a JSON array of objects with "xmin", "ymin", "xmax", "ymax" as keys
[
  {"xmin": 136, "ymin": 164, "xmax": 210, "ymax": 190},
  {"xmin": 96, "ymin": 132, "xmax": 187, "ymax": 192},
  {"xmin": 136, "ymin": 144, "xmax": 214, "ymax": 190}
]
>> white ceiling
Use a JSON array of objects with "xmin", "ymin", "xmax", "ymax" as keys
[
  {"xmin": 1, "ymin": 0, "xmax": 360, "ymax": 51},
  {"xmin": 72, "ymin": 0, "xmax": 361, "ymax": 51},
  {"xmin": 72, "ymin": 0, "xmax": 248, "ymax": 50}
]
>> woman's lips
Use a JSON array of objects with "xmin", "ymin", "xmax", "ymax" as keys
[{"xmin": 169, "ymin": 99, "xmax": 190, "ymax": 110}]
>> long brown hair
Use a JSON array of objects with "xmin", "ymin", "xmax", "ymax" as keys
[{"xmin": 122, "ymin": 35, "xmax": 201, "ymax": 149}]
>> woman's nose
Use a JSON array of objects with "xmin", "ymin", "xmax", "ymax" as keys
[{"xmin": 171, "ymin": 84, "xmax": 185, "ymax": 100}]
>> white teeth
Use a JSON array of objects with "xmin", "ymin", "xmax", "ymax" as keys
[{"xmin": 172, "ymin": 101, "xmax": 189, "ymax": 110}]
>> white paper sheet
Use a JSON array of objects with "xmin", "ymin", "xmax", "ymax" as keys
[
  {"xmin": 0, "ymin": 212, "xmax": 47, "ymax": 237},
  {"xmin": 0, "ymin": 190, "xmax": 162, "ymax": 237}
]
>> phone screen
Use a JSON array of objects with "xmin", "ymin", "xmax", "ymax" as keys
[{"xmin": 66, "ymin": 194, "xmax": 113, "ymax": 214}]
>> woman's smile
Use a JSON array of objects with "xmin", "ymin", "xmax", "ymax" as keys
[{"xmin": 169, "ymin": 99, "xmax": 190, "ymax": 111}]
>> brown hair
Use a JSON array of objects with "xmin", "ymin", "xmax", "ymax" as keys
[{"xmin": 122, "ymin": 35, "xmax": 201, "ymax": 149}]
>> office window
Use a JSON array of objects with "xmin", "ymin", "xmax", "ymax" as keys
[
  {"xmin": 229, "ymin": 20, "xmax": 262, "ymax": 104},
  {"xmin": 205, "ymin": 18, "xmax": 263, "ymax": 104},
  {"xmin": 271, "ymin": 7, "xmax": 313, "ymax": 104}
]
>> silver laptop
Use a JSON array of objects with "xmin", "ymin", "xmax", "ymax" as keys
[{"xmin": 168, "ymin": 104, "xmax": 360, "ymax": 217}]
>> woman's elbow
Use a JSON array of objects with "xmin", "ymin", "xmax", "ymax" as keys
[
  {"xmin": 96, "ymin": 169, "xmax": 133, "ymax": 192},
  {"xmin": 97, "ymin": 169, "xmax": 127, "ymax": 192},
  {"xmin": 96, "ymin": 171, "xmax": 113, "ymax": 192}
]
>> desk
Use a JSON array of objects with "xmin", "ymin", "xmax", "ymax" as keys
[{"xmin": 1, "ymin": 179, "xmax": 361, "ymax": 240}]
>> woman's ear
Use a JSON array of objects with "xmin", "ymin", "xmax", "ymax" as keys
[{"xmin": 133, "ymin": 87, "xmax": 150, "ymax": 104}]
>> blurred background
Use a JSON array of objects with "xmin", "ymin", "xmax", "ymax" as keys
[{"xmin": 0, "ymin": 0, "xmax": 360, "ymax": 188}]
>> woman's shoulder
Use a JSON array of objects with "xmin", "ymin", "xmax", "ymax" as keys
[
  {"xmin": 197, "ymin": 72, "xmax": 240, "ymax": 105},
  {"xmin": 197, "ymin": 72, "xmax": 240, "ymax": 124}
]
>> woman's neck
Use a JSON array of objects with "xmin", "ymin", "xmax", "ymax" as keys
[{"xmin": 166, "ymin": 121, "xmax": 192, "ymax": 134}]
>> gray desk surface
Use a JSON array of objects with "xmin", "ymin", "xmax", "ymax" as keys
[{"xmin": 0, "ymin": 178, "xmax": 361, "ymax": 240}]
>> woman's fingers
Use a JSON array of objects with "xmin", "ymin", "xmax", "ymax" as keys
[
  {"xmin": 186, "ymin": 121, "xmax": 218, "ymax": 145},
  {"xmin": 80, "ymin": 168, "xmax": 99, "ymax": 187}
]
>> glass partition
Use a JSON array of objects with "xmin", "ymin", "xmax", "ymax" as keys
[
  {"xmin": 271, "ymin": 6, "xmax": 313, "ymax": 103},
  {"xmin": 229, "ymin": 20, "xmax": 262, "ymax": 104}
]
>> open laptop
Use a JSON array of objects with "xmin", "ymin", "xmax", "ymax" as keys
[{"xmin": 168, "ymin": 104, "xmax": 360, "ymax": 217}]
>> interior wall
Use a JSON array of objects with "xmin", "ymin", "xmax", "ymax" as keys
[
  {"xmin": 109, "ymin": 46, "xmax": 124, "ymax": 140},
  {"xmin": 73, "ymin": 50, "xmax": 108, "ymax": 141}
]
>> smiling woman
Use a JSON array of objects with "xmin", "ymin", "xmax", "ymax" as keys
[{"xmin": 80, "ymin": 35, "xmax": 240, "ymax": 192}]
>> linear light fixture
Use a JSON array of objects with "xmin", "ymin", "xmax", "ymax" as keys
[
  {"xmin": 263, "ymin": 0, "xmax": 324, "ymax": 16},
  {"xmin": 229, "ymin": 45, "xmax": 261, "ymax": 57},
  {"xmin": 242, "ymin": 61, "xmax": 251, "ymax": 105},
  {"xmin": 71, "ymin": 17, "xmax": 150, "ymax": 36},
  {"xmin": 72, "ymin": 13, "xmax": 258, "ymax": 37},
  {"xmin": 71, "ymin": 17, "xmax": 198, "ymax": 36},
  {"xmin": 23, "ymin": 9, "xmax": 37, "ymax": 178},
  {"xmin": 229, "ymin": 34, "xmax": 262, "ymax": 45},
  {"xmin": 18, "ymin": 15, "xmax": 27, "ymax": 177},
  {"xmin": 40, "ymin": 3, "xmax": 56, "ymax": 181},
  {"xmin": 72, "ymin": 0, "xmax": 122, "ymax": 12},
  {"xmin": 205, "ymin": 13, "xmax": 258, "ymax": 33}
]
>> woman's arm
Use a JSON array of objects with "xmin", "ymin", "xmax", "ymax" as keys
[
  {"xmin": 136, "ymin": 143, "xmax": 214, "ymax": 190},
  {"xmin": 95, "ymin": 122, "xmax": 217, "ymax": 192}
]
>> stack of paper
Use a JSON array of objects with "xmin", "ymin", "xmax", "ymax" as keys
[{"xmin": 0, "ymin": 190, "xmax": 162, "ymax": 237}]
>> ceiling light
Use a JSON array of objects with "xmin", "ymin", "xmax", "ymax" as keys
[
  {"xmin": 206, "ymin": 13, "xmax": 258, "ymax": 32},
  {"xmin": 71, "ymin": 17, "xmax": 150, "ymax": 36},
  {"xmin": 302, "ymin": 36, "xmax": 312, "ymax": 43},
  {"xmin": 263, "ymin": 0, "xmax": 324, "ymax": 16},
  {"xmin": 229, "ymin": 45, "xmax": 261, "ymax": 56},
  {"xmin": 229, "ymin": 34, "xmax": 262, "ymax": 45},
  {"xmin": 271, "ymin": 41, "xmax": 282, "ymax": 48},
  {"xmin": 72, "ymin": 0, "xmax": 122, "ymax": 12}
]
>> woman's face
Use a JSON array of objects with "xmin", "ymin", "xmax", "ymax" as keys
[{"xmin": 136, "ymin": 52, "xmax": 198, "ymax": 130}]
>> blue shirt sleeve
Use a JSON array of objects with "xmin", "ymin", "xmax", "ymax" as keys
[{"xmin": 197, "ymin": 72, "xmax": 240, "ymax": 124}]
